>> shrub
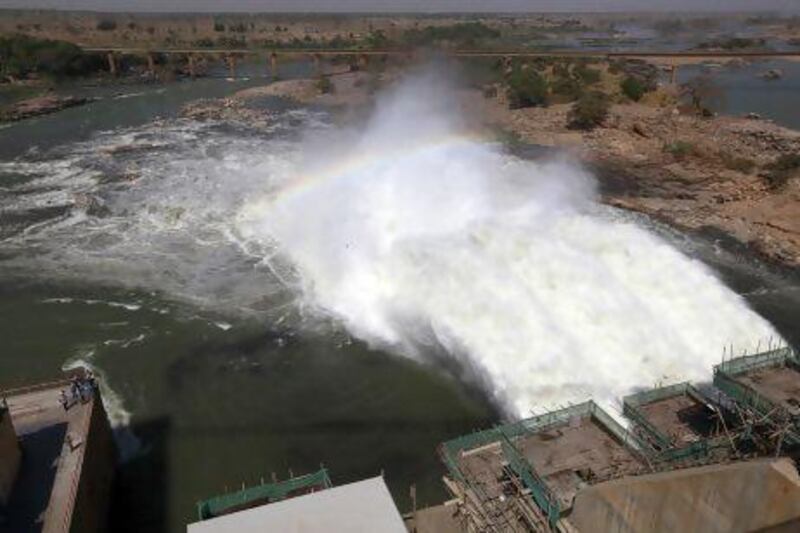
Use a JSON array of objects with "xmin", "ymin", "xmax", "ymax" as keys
[
  {"xmin": 506, "ymin": 66, "xmax": 548, "ymax": 109},
  {"xmin": 0, "ymin": 34, "xmax": 104, "ymax": 78},
  {"xmin": 721, "ymin": 154, "xmax": 756, "ymax": 174},
  {"xmin": 763, "ymin": 153, "xmax": 800, "ymax": 190},
  {"xmin": 621, "ymin": 76, "xmax": 645, "ymax": 101},
  {"xmin": 316, "ymin": 76, "xmax": 333, "ymax": 94},
  {"xmin": 567, "ymin": 91, "xmax": 610, "ymax": 130},
  {"xmin": 574, "ymin": 64, "xmax": 600, "ymax": 85},
  {"xmin": 96, "ymin": 19, "xmax": 117, "ymax": 31},
  {"xmin": 550, "ymin": 76, "xmax": 583, "ymax": 101},
  {"xmin": 663, "ymin": 140, "xmax": 696, "ymax": 159}
]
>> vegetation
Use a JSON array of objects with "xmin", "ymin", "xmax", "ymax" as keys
[
  {"xmin": 663, "ymin": 140, "xmax": 696, "ymax": 159},
  {"xmin": 721, "ymin": 153, "xmax": 756, "ymax": 174},
  {"xmin": 315, "ymin": 76, "xmax": 333, "ymax": 94},
  {"xmin": 96, "ymin": 19, "xmax": 117, "ymax": 31},
  {"xmin": 683, "ymin": 75, "xmax": 722, "ymax": 116},
  {"xmin": 763, "ymin": 154, "xmax": 800, "ymax": 190},
  {"xmin": 697, "ymin": 37, "xmax": 767, "ymax": 50},
  {"xmin": 620, "ymin": 77, "xmax": 645, "ymax": 102},
  {"xmin": 0, "ymin": 35, "xmax": 103, "ymax": 79},
  {"xmin": 567, "ymin": 91, "xmax": 610, "ymax": 130},
  {"xmin": 401, "ymin": 22, "xmax": 500, "ymax": 47},
  {"xmin": 505, "ymin": 65, "xmax": 548, "ymax": 109},
  {"xmin": 550, "ymin": 75, "xmax": 583, "ymax": 101}
]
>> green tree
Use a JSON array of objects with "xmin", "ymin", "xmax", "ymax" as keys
[
  {"xmin": 506, "ymin": 66, "xmax": 548, "ymax": 109},
  {"xmin": 620, "ymin": 77, "xmax": 645, "ymax": 101},
  {"xmin": 567, "ymin": 91, "xmax": 610, "ymax": 130}
]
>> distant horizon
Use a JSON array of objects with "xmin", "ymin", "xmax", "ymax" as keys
[{"xmin": 0, "ymin": 0, "xmax": 797, "ymax": 15}]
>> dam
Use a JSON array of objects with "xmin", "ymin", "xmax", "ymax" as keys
[{"xmin": 0, "ymin": 369, "xmax": 116, "ymax": 533}]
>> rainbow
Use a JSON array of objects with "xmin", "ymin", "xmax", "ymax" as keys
[{"xmin": 266, "ymin": 131, "xmax": 488, "ymax": 206}]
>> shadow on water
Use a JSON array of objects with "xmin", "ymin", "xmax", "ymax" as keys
[{"xmin": 109, "ymin": 416, "xmax": 171, "ymax": 533}]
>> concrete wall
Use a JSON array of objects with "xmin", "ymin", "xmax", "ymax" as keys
[
  {"xmin": 571, "ymin": 458, "xmax": 800, "ymax": 533},
  {"xmin": 0, "ymin": 407, "xmax": 21, "ymax": 506},
  {"xmin": 68, "ymin": 398, "xmax": 117, "ymax": 533}
]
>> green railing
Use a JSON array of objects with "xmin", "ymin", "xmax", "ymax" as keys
[
  {"xmin": 501, "ymin": 437, "xmax": 561, "ymax": 529},
  {"xmin": 715, "ymin": 346, "xmax": 797, "ymax": 377},
  {"xmin": 623, "ymin": 382, "xmax": 705, "ymax": 451},
  {"xmin": 196, "ymin": 468, "xmax": 332, "ymax": 520},
  {"xmin": 441, "ymin": 401, "xmax": 646, "ymax": 530},
  {"xmin": 714, "ymin": 346, "xmax": 800, "ymax": 446}
]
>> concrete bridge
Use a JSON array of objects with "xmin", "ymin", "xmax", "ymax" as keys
[{"xmin": 83, "ymin": 46, "xmax": 800, "ymax": 80}]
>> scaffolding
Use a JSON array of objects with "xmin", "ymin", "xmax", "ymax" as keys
[
  {"xmin": 195, "ymin": 468, "xmax": 333, "ymax": 520},
  {"xmin": 440, "ymin": 401, "xmax": 648, "ymax": 532},
  {"xmin": 713, "ymin": 346, "xmax": 800, "ymax": 453},
  {"xmin": 623, "ymin": 382, "xmax": 743, "ymax": 466}
]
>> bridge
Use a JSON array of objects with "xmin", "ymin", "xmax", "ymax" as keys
[{"xmin": 83, "ymin": 46, "xmax": 800, "ymax": 79}]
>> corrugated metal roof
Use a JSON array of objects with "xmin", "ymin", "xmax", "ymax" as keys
[{"xmin": 187, "ymin": 476, "xmax": 406, "ymax": 533}]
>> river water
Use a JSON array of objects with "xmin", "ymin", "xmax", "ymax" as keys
[{"xmin": 0, "ymin": 64, "xmax": 798, "ymax": 532}]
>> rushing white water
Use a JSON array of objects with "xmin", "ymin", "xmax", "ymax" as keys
[
  {"xmin": 237, "ymin": 73, "xmax": 780, "ymax": 415},
  {"xmin": 0, "ymin": 72, "xmax": 781, "ymax": 417}
]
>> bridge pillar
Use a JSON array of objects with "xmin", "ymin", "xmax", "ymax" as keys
[
  {"xmin": 106, "ymin": 52, "xmax": 117, "ymax": 76},
  {"xmin": 270, "ymin": 52, "xmax": 278, "ymax": 79},
  {"xmin": 670, "ymin": 63, "xmax": 679, "ymax": 86},
  {"xmin": 188, "ymin": 55, "xmax": 196, "ymax": 79},
  {"xmin": 358, "ymin": 54, "xmax": 369, "ymax": 70},
  {"xmin": 227, "ymin": 55, "xmax": 237, "ymax": 79},
  {"xmin": 146, "ymin": 53, "xmax": 156, "ymax": 76},
  {"xmin": 312, "ymin": 53, "xmax": 321, "ymax": 76}
]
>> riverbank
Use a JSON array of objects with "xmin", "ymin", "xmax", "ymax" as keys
[
  {"xmin": 185, "ymin": 71, "xmax": 800, "ymax": 270},
  {"xmin": 476, "ymin": 96, "xmax": 800, "ymax": 269}
]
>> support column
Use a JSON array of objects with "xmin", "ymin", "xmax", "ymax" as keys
[
  {"xmin": 146, "ymin": 53, "xmax": 156, "ymax": 76},
  {"xmin": 358, "ymin": 53, "xmax": 369, "ymax": 70},
  {"xmin": 106, "ymin": 52, "xmax": 117, "ymax": 76},
  {"xmin": 188, "ymin": 55, "xmax": 196, "ymax": 79},
  {"xmin": 670, "ymin": 62, "xmax": 679, "ymax": 86},
  {"xmin": 312, "ymin": 53, "xmax": 321, "ymax": 76},
  {"xmin": 227, "ymin": 55, "xmax": 237, "ymax": 78},
  {"xmin": 270, "ymin": 52, "xmax": 278, "ymax": 79}
]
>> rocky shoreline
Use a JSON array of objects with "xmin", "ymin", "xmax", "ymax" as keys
[
  {"xmin": 0, "ymin": 94, "xmax": 94, "ymax": 123},
  {"xmin": 475, "ymin": 96, "xmax": 800, "ymax": 270},
  {"xmin": 174, "ymin": 72, "xmax": 800, "ymax": 270}
]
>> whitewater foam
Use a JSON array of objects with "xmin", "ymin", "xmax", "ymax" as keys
[
  {"xmin": 0, "ymin": 71, "xmax": 783, "ymax": 418},
  {"xmin": 237, "ymin": 73, "xmax": 781, "ymax": 416}
]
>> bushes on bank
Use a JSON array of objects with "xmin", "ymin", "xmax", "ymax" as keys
[
  {"xmin": 506, "ymin": 66, "xmax": 548, "ymax": 109},
  {"xmin": 621, "ymin": 76, "xmax": 645, "ymax": 101},
  {"xmin": 663, "ymin": 140, "xmax": 696, "ymax": 159},
  {"xmin": 0, "ymin": 34, "xmax": 104, "ymax": 79},
  {"xmin": 96, "ymin": 19, "xmax": 117, "ymax": 31},
  {"xmin": 316, "ymin": 76, "xmax": 333, "ymax": 94},
  {"xmin": 764, "ymin": 153, "xmax": 800, "ymax": 190},
  {"xmin": 567, "ymin": 91, "xmax": 610, "ymax": 130}
]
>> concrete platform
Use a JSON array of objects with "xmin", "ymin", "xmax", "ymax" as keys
[
  {"xmin": 0, "ymin": 373, "xmax": 115, "ymax": 533},
  {"xmin": 188, "ymin": 476, "xmax": 406, "ymax": 533},
  {"xmin": 571, "ymin": 458, "xmax": 800, "ymax": 533}
]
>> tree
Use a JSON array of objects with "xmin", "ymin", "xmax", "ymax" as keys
[
  {"xmin": 682, "ymin": 75, "xmax": 723, "ymax": 116},
  {"xmin": 567, "ymin": 91, "xmax": 610, "ymax": 130},
  {"xmin": 620, "ymin": 77, "xmax": 645, "ymax": 101},
  {"xmin": 96, "ymin": 19, "xmax": 117, "ymax": 31},
  {"xmin": 506, "ymin": 65, "xmax": 548, "ymax": 109}
]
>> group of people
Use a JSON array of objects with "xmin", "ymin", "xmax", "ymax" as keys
[{"xmin": 59, "ymin": 372, "xmax": 97, "ymax": 411}]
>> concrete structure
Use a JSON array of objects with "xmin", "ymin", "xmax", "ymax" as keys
[
  {"xmin": 440, "ymin": 401, "xmax": 648, "ymax": 532},
  {"xmin": 714, "ymin": 347, "xmax": 800, "ymax": 449},
  {"xmin": 0, "ymin": 370, "xmax": 116, "ymax": 533},
  {"xmin": 0, "ymin": 401, "xmax": 21, "ymax": 507},
  {"xmin": 188, "ymin": 476, "xmax": 406, "ymax": 533},
  {"xmin": 570, "ymin": 458, "xmax": 800, "ymax": 533}
]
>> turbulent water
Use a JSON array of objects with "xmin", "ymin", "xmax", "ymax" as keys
[{"xmin": 0, "ymin": 72, "xmax": 781, "ymax": 418}]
